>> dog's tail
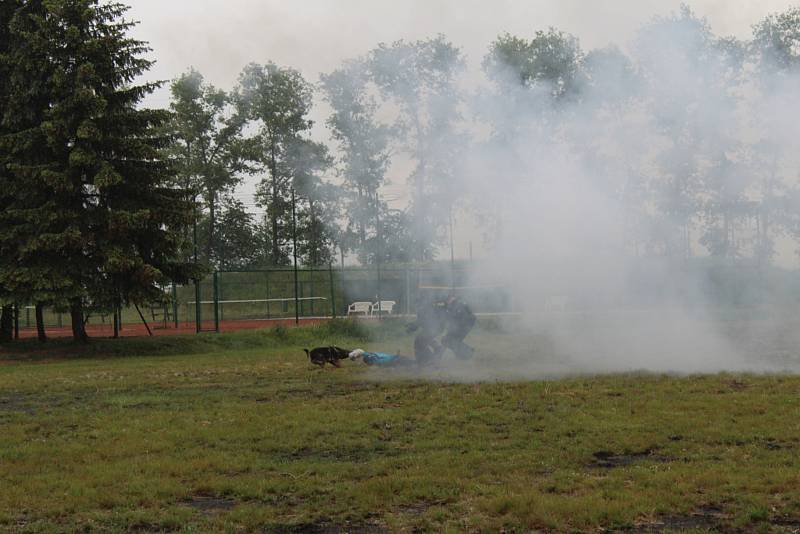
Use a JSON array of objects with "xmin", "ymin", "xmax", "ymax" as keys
[{"xmin": 303, "ymin": 348, "xmax": 310, "ymax": 360}]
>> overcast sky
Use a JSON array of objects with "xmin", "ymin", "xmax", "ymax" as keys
[
  {"xmin": 125, "ymin": 0, "xmax": 800, "ymax": 262},
  {"xmin": 128, "ymin": 0, "xmax": 797, "ymax": 100}
]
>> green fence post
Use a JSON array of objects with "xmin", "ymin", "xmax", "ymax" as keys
[
  {"xmin": 25, "ymin": 306, "xmax": 30, "ymax": 328},
  {"xmin": 194, "ymin": 278, "xmax": 201, "ymax": 333},
  {"xmin": 299, "ymin": 278, "xmax": 305, "ymax": 318},
  {"xmin": 13, "ymin": 303, "xmax": 19, "ymax": 340},
  {"xmin": 309, "ymin": 269, "xmax": 314, "ymax": 317},
  {"xmin": 265, "ymin": 270, "xmax": 271, "ymax": 319},
  {"xmin": 219, "ymin": 273, "xmax": 224, "ymax": 323},
  {"xmin": 376, "ymin": 263, "xmax": 382, "ymax": 321},
  {"xmin": 113, "ymin": 304, "xmax": 119, "ymax": 338},
  {"xmin": 291, "ymin": 187, "xmax": 300, "ymax": 326},
  {"xmin": 213, "ymin": 271, "xmax": 220, "ymax": 333},
  {"xmin": 405, "ymin": 268, "xmax": 411, "ymax": 315},
  {"xmin": 172, "ymin": 282, "xmax": 178, "ymax": 329},
  {"xmin": 329, "ymin": 263, "xmax": 336, "ymax": 318}
]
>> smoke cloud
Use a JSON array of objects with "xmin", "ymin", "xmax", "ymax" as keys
[
  {"xmin": 130, "ymin": 2, "xmax": 800, "ymax": 379},
  {"xmin": 357, "ymin": 7, "xmax": 800, "ymax": 380}
]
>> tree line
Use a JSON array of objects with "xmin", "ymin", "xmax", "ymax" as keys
[{"xmin": 3, "ymin": 1, "xmax": 800, "ymax": 342}]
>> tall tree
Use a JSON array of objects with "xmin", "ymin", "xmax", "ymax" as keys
[
  {"xmin": 751, "ymin": 8, "xmax": 800, "ymax": 263},
  {"xmin": 168, "ymin": 69, "xmax": 251, "ymax": 268},
  {"xmin": 633, "ymin": 5, "xmax": 745, "ymax": 258},
  {"xmin": 476, "ymin": 29, "xmax": 586, "ymax": 250},
  {"xmin": 367, "ymin": 36, "xmax": 465, "ymax": 261},
  {"xmin": 484, "ymin": 28, "xmax": 585, "ymax": 100},
  {"xmin": 287, "ymin": 138, "xmax": 336, "ymax": 266},
  {"xmin": 321, "ymin": 59, "xmax": 392, "ymax": 263},
  {"xmin": 0, "ymin": 2, "xmax": 18, "ymax": 341},
  {"xmin": 0, "ymin": 0, "xmax": 59, "ymax": 342},
  {"xmin": 1, "ymin": 0, "xmax": 196, "ymax": 342},
  {"xmin": 236, "ymin": 62, "xmax": 317, "ymax": 265},
  {"xmin": 0, "ymin": 0, "xmax": 21, "ymax": 342},
  {"xmin": 197, "ymin": 198, "xmax": 262, "ymax": 270}
]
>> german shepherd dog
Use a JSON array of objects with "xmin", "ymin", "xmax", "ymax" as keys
[{"xmin": 304, "ymin": 346, "xmax": 351, "ymax": 368}]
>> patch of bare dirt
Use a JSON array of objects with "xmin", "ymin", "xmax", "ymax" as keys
[
  {"xmin": 590, "ymin": 448, "xmax": 671, "ymax": 468},
  {"xmin": 128, "ymin": 520, "xmax": 181, "ymax": 533},
  {"xmin": 397, "ymin": 500, "xmax": 448, "ymax": 516},
  {"xmin": 182, "ymin": 494, "xmax": 237, "ymax": 513},
  {"xmin": 0, "ymin": 396, "xmax": 37, "ymax": 415},
  {"xmin": 262, "ymin": 521, "xmax": 386, "ymax": 533},
  {"xmin": 275, "ymin": 445, "xmax": 395, "ymax": 463},
  {"xmin": 629, "ymin": 504, "xmax": 730, "ymax": 533}
]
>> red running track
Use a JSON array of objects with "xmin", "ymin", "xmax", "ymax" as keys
[{"xmin": 15, "ymin": 317, "xmax": 332, "ymax": 340}]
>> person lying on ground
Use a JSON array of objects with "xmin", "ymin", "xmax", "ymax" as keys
[{"xmin": 349, "ymin": 349, "xmax": 413, "ymax": 367}]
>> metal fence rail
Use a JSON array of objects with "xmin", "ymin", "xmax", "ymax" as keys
[{"xmin": 13, "ymin": 264, "xmax": 509, "ymax": 337}]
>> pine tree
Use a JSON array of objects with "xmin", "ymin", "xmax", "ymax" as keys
[
  {"xmin": 0, "ymin": 0, "xmax": 51, "ymax": 342},
  {"xmin": 1, "ymin": 0, "xmax": 196, "ymax": 342},
  {"xmin": 0, "ymin": 0, "xmax": 17, "ymax": 342}
]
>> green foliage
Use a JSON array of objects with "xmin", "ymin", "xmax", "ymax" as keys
[
  {"xmin": 236, "ymin": 63, "xmax": 336, "ymax": 267},
  {"xmin": 753, "ymin": 6, "xmax": 800, "ymax": 72},
  {"xmin": 167, "ymin": 69, "xmax": 252, "ymax": 269},
  {"xmin": 0, "ymin": 1, "xmax": 197, "ymax": 341},
  {"xmin": 320, "ymin": 59, "xmax": 394, "ymax": 264},
  {"xmin": 366, "ymin": 36, "xmax": 466, "ymax": 262},
  {"xmin": 485, "ymin": 28, "xmax": 584, "ymax": 98},
  {"xmin": 195, "ymin": 198, "xmax": 264, "ymax": 270}
]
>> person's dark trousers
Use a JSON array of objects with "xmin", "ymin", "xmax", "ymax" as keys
[{"xmin": 443, "ymin": 327, "xmax": 474, "ymax": 360}]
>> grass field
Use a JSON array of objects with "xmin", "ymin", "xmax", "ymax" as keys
[{"xmin": 2, "ymin": 319, "xmax": 800, "ymax": 533}]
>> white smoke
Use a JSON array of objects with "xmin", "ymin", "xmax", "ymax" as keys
[{"xmin": 358, "ymin": 7, "xmax": 800, "ymax": 380}]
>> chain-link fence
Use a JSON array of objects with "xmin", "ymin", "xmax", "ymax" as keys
[
  {"xmin": 16, "ymin": 258, "xmax": 798, "ymax": 339},
  {"xmin": 11, "ymin": 264, "xmax": 513, "ymax": 338}
]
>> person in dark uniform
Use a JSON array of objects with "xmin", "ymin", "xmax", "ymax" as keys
[
  {"xmin": 407, "ymin": 293, "xmax": 448, "ymax": 365},
  {"xmin": 442, "ymin": 295, "xmax": 476, "ymax": 360}
]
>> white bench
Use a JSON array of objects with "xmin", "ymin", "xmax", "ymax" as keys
[
  {"xmin": 544, "ymin": 295, "xmax": 569, "ymax": 312},
  {"xmin": 347, "ymin": 301, "xmax": 373, "ymax": 316},
  {"xmin": 371, "ymin": 300, "xmax": 396, "ymax": 315}
]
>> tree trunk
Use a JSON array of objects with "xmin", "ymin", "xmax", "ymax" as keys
[
  {"xmin": 0, "ymin": 305, "xmax": 12, "ymax": 343},
  {"xmin": 35, "ymin": 303, "xmax": 47, "ymax": 343},
  {"xmin": 113, "ymin": 307, "xmax": 119, "ymax": 339},
  {"xmin": 70, "ymin": 299, "xmax": 88, "ymax": 343}
]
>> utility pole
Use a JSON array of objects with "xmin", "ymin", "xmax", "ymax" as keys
[
  {"xmin": 193, "ymin": 194, "xmax": 201, "ymax": 333},
  {"xmin": 291, "ymin": 187, "xmax": 300, "ymax": 325},
  {"xmin": 449, "ymin": 207, "xmax": 456, "ymax": 290},
  {"xmin": 375, "ymin": 195, "xmax": 382, "ymax": 320}
]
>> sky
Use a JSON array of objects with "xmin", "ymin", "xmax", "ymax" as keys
[
  {"xmin": 128, "ymin": 0, "xmax": 797, "ymax": 96},
  {"xmin": 126, "ymin": 0, "xmax": 800, "ymax": 262}
]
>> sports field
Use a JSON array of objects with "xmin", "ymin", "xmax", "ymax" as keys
[{"xmin": 2, "ymin": 319, "xmax": 800, "ymax": 533}]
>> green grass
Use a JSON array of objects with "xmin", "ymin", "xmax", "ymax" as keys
[{"xmin": 2, "ymin": 322, "xmax": 800, "ymax": 532}]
